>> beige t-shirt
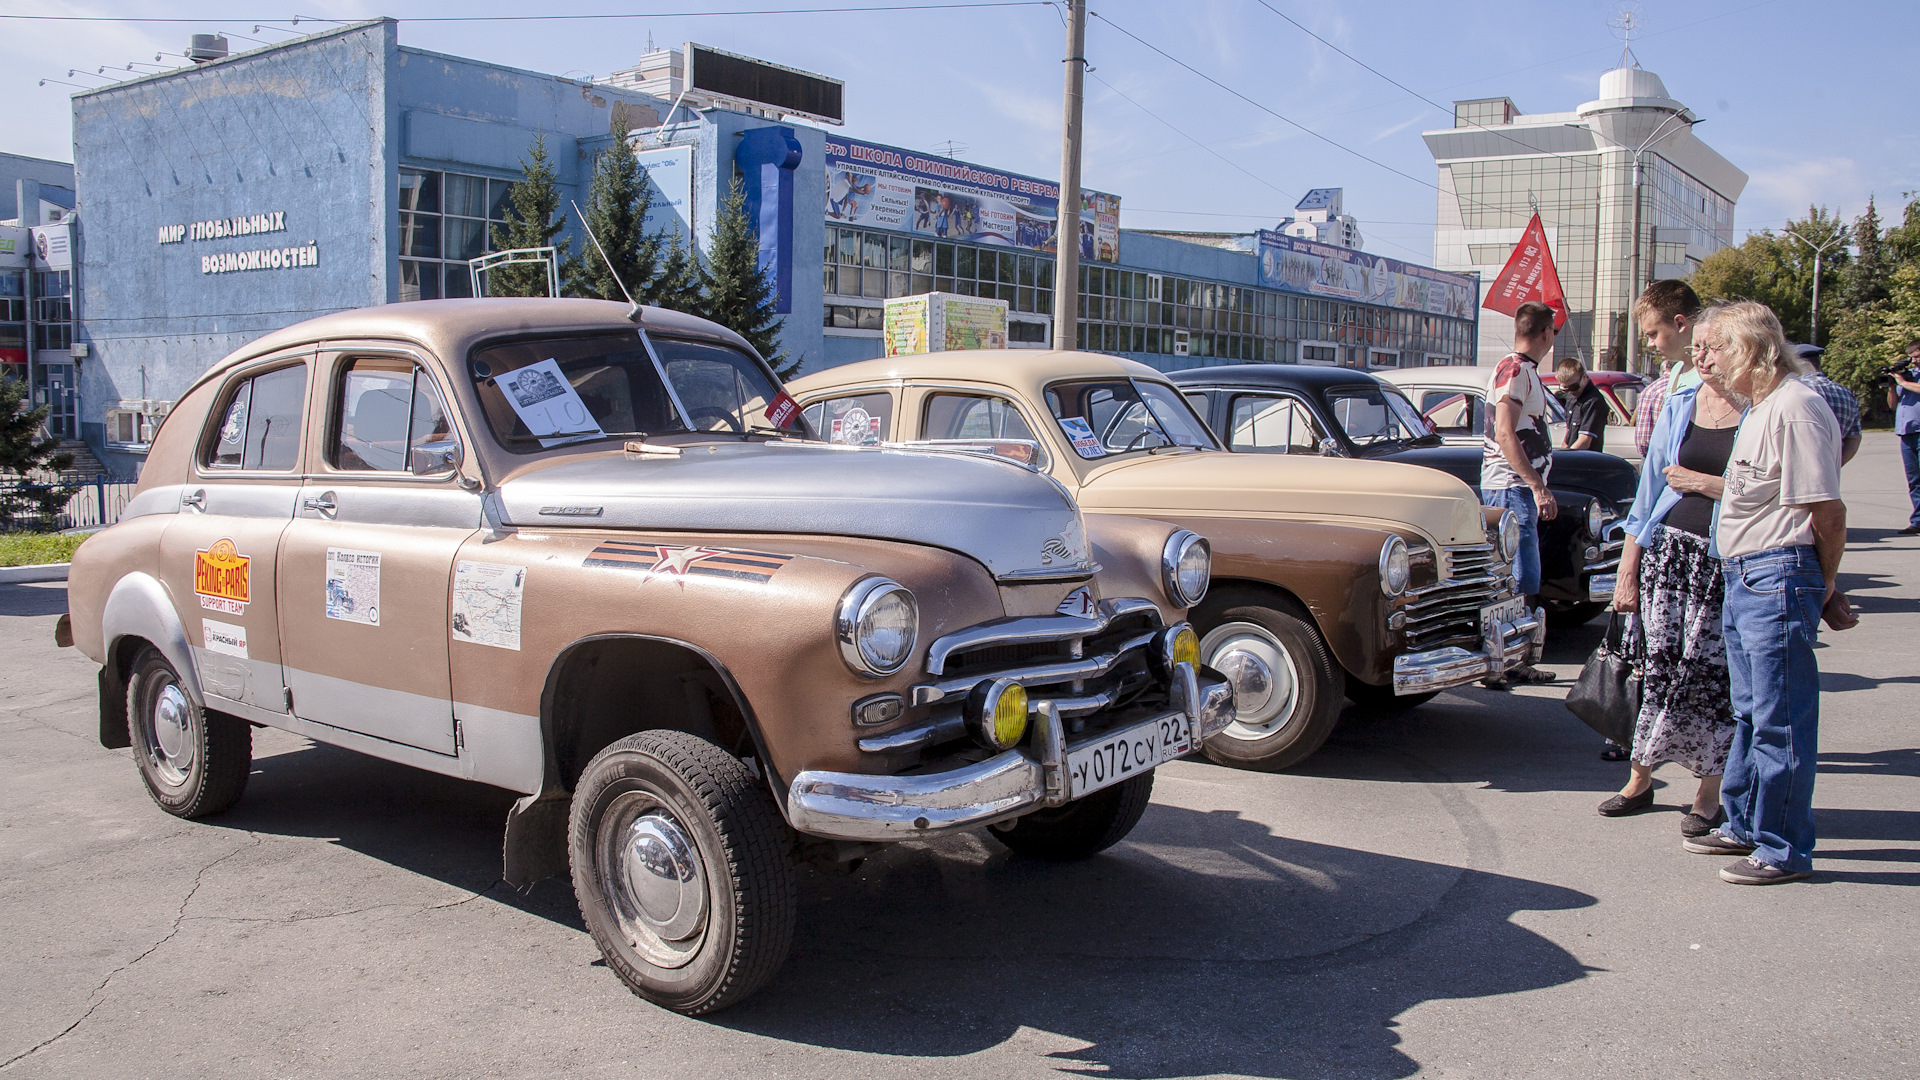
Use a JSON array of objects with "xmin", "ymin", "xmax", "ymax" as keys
[{"xmin": 1717, "ymin": 378, "xmax": 1842, "ymax": 559}]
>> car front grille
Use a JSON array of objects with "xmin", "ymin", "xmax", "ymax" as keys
[{"xmin": 1399, "ymin": 543, "xmax": 1513, "ymax": 652}]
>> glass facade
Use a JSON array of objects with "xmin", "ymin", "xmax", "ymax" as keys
[
  {"xmin": 823, "ymin": 224, "xmax": 1053, "ymax": 333},
  {"xmin": 0, "ymin": 270, "xmax": 24, "ymax": 369},
  {"xmin": 397, "ymin": 167, "xmax": 516, "ymax": 302},
  {"xmin": 32, "ymin": 270, "xmax": 72, "ymax": 352}
]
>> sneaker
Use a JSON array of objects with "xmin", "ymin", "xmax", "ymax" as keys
[
  {"xmin": 1683, "ymin": 829, "xmax": 1755, "ymax": 856},
  {"xmin": 1900, "ymin": 525, "xmax": 1920, "ymax": 536},
  {"xmin": 1720, "ymin": 856, "xmax": 1812, "ymax": 885},
  {"xmin": 1679, "ymin": 810, "xmax": 1725, "ymax": 838},
  {"xmin": 1507, "ymin": 663, "xmax": 1558, "ymax": 685}
]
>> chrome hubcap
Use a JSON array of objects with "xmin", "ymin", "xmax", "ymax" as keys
[
  {"xmin": 599, "ymin": 795, "xmax": 709, "ymax": 968},
  {"xmin": 148, "ymin": 683, "xmax": 195, "ymax": 786},
  {"xmin": 1202, "ymin": 622, "xmax": 1301, "ymax": 740}
]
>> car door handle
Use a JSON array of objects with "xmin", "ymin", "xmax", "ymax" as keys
[
  {"xmin": 302, "ymin": 492, "xmax": 337, "ymax": 513},
  {"xmin": 181, "ymin": 489, "xmax": 205, "ymax": 511}
]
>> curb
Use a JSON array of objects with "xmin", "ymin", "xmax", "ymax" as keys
[{"xmin": 0, "ymin": 563, "xmax": 71, "ymax": 584}]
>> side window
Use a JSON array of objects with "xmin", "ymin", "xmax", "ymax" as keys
[
  {"xmin": 924, "ymin": 393, "xmax": 1038, "ymax": 441},
  {"xmin": 332, "ymin": 358, "xmax": 458, "ymax": 476},
  {"xmin": 1182, "ymin": 392, "xmax": 1211, "ymax": 427},
  {"xmin": 1229, "ymin": 395, "xmax": 1322, "ymax": 454},
  {"xmin": 206, "ymin": 364, "xmax": 307, "ymax": 471},
  {"xmin": 803, "ymin": 393, "xmax": 893, "ymax": 446},
  {"xmin": 1421, "ymin": 390, "xmax": 1484, "ymax": 437}
]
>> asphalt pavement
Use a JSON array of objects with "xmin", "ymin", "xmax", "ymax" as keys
[{"xmin": 2, "ymin": 435, "xmax": 1915, "ymax": 1080}]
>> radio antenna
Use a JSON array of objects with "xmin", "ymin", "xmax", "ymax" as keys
[{"xmin": 569, "ymin": 199, "xmax": 643, "ymax": 324}]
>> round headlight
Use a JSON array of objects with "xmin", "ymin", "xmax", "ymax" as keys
[
  {"xmin": 837, "ymin": 577, "xmax": 917, "ymax": 677},
  {"xmin": 1162, "ymin": 530, "xmax": 1211, "ymax": 608},
  {"xmin": 966, "ymin": 678, "xmax": 1029, "ymax": 751},
  {"xmin": 1585, "ymin": 498, "xmax": 1606, "ymax": 537},
  {"xmin": 1379, "ymin": 535, "xmax": 1411, "ymax": 597},
  {"xmin": 1498, "ymin": 510, "xmax": 1521, "ymax": 562}
]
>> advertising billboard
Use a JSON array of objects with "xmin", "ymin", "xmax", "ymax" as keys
[
  {"xmin": 634, "ymin": 144, "xmax": 694, "ymax": 239},
  {"xmin": 1256, "ymin": 230, "xmax": 1476, "ymax": 319},
  {"xmin": 883, "ymin": 292, "xmax": 1009, "ymax": 355},
  {"xmin": 825, "ymin": 136, "xmax": 1120, "ymax": 264}
]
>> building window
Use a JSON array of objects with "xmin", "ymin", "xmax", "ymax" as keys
[
  {"xmin": 823, "ymin": 225, "xmax": 1052, "ymax": 329},
  {"xmin": 398, "ymin": 167, "xmax": 516, "ymax": 301},
  {"xmin": 32, "ymin": 270, "xmax": 72, "ymax": 351}
]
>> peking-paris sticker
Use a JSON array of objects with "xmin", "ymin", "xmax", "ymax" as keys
[{"xmin": 194, "ymin": 538, "xmax": 251, "ymax": 614}]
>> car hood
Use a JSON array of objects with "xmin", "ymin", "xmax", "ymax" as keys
[
  {"xmin": 493, "ymin": 441, "xmax": 1093, "ymax": 581},
  {"xmin": 1074, "ymin": 451, "xmax": 1488, "ymax": 547},
  {"xmin": 1383, "ymin": 446, "xmax": 1639, "ymax": 503}
]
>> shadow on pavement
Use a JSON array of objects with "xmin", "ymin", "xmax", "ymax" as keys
[
  {"xmin": 1815, "ymin": 807, "xmax": 1920, "ymax": 843},
  {"xmin": 0, "ymin": 582, "xmax": 69, "ymax": 617},
  {"xmin": 721, "ymin": 804, "xmax": 1595, "ymax": 1079},
  {"xmin": 1846, "ymin": 527, "xmax": 1920, "ymax": 546},
  {"xmin": 1819, "ymin": 748, "xmax": 1920, "ymax": 779},
  {"xmin": 1834, "ymin": 570, "xmax": 1920, "ymax": 616}
]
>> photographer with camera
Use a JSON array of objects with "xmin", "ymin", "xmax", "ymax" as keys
[{"xmin": 1889, "ymin": 337, "xmax": 1920, "ymax": 536}]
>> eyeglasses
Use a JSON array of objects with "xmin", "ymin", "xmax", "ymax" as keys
[{"xmin": 1686, "ymin": 342, "xmax": 1732, "ymax": 359}]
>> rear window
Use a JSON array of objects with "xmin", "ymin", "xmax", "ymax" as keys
[{"xmin": 205, "ymin": 364, "xmax": 306, "ymax": 471}]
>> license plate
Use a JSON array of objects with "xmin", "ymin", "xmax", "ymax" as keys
[
  {"xmin": 1588, "ymin": 573, "xmax": 1617, "ymax": 600},
  {"xmin": 1066, "ymin": 713, "xmax": 1191, "ymax": 800},
  {"xmin": 1480, "ymin": 596, "xmax": 1529, "ymax": 640}
]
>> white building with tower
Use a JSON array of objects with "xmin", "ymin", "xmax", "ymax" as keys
[
  {"xmin": 1424, "ymin": 65, "xmax": 1746, "ymax": 369},
  {"xmin": 1274, "ymin": 188, "xmax": 1364, "ymax": 250}
]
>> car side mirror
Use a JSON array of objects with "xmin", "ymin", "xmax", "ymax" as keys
[
  {"xmin": 1318, "ymin": 438, "xmax": 1349, "ymax": 459},
  {"xmin": 411, "ymin": 438, "xmax": 462, "ymax": 476}
]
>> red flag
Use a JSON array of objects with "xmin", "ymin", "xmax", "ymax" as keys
[{"xmin": 1482, "ymin": 213, "xmax": 1567, "ymax": 330}]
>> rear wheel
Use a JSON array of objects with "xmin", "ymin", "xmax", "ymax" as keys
[
  {"xmin": 986, "ymin": 772, "xmax": 1153, "ymax": 860},
  {"xmin": 126, "ymin": 646, "xmax": 251, "ymax": 818},
  {"xmin": 568, "ymin": 730, "xmax": 795, "ymax": 1015},
  {"xmin": 1193, "ymin": 592, "xmax": 1343, "ymax": 771}
]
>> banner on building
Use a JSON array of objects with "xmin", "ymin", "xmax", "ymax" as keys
[
  {"xmin": 635, "ymin": 144, "xmax": 695, "ymax": 240},
  {"xmin": 824, "ymin": 136, "xmax": 1120, "ymax": 263},
  {"xmin": 1256, "ymin": 230, "xmax": 1476, "ymax": 318},
  {"xmin": 28, "ymin": 223, "xmax": 71, "ymax": 271},
  {"xmin": 883, "ymin": 292, "xmax": 1008, "ymax": 355},
  {"xmin": 1481, "ymin": 213, "xmax": 1567, "ymax": 329}
]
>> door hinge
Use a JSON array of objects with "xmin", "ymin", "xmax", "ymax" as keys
[
  {"xmin": 283, "ymin": 686, "xmax": 294, "ymax": 713},
  {"xmin": 454, "ymin": 719, "xmax": 466, "ymax": 751}
]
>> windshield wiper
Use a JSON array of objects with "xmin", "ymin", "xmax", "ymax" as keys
[{"xmin": 499, "ymin": 429, "xmax": 652, "ymax": 444}]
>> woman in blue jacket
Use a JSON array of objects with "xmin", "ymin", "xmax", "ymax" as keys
[{"xmin": 1603, "ymin": 312, "xmax": 1743, "ymax": 836}]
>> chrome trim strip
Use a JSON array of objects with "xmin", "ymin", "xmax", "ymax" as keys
[
  {"xmin": 1391, "ymin": 609, "xmax": 1545, "ymax": 693},
  {"xmin": 994, "ymin": 563, "xmax": 1102, "ymax": 583},
  {"xmin": 922, "ymin": 597, "xmax": 1162, "ymax": 676},
  {"xmin": 912, "ymin": 629, "xmax": 1158, "ymax": 706}
]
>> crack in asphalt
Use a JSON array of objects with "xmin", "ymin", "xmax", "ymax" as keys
[
  {"xmin": 175, "ymin": 879, "xmax": 502, "ymax": 926},
  {"xmin": 0, "ymin": 834, "xmax": 263, "ymax": 1072}
]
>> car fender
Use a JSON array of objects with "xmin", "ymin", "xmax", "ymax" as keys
[{"xmin": 100, "ymin": 571, "xmax": 203, "ymax": 744}]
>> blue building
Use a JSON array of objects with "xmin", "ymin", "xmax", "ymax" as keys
[{"xmin": 68, "ymin": 20, "xmax": 1474, "ymax": 476}]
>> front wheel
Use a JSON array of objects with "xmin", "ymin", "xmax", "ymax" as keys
[
  {"xmin": 987, "ymin": 771, "xmax": 1153, "ymax": 859},
  {"xmin": 568, "ymin": 731, "xmax": 796, "ymax": 1015},
  {"xmin": 1193, "ymin": 593, "xmax": 1343, "ymax": 771},
  {"xmin": 126, "ymin": 646, "xmax": 251, "ymax": 818}
]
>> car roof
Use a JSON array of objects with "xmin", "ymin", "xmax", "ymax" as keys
[
  {"xmin": 789, "ymin": 349, "xmax": 1170, "ymax": 403},
  {"xmin": 1587, "ymin": 371, "xmax": 1646, "ymax": 387},
  {"xmin": 1167, "ymin": 363, "xmax": 1389, "ymax": 392},
  {"xmin": 185, "ymin": 298, "xmax": 756, "ymax": 396}
]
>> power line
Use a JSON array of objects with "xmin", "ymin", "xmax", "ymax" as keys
[{"xmin": 0, "ymin": 1, "xmax": 1046, "ymax": 23}]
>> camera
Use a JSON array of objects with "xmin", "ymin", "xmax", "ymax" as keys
[{"xmin": 1877, "ymin": 360, "xmax": 1918, "ymax": 386}]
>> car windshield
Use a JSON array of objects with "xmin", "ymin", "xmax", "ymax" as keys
[
  {"xmin": 469, "ymin": 331, "xmax": 804, "ymax": 452},
  {"xmin": 1325, "ymin": 385, "xmax": 1433, "ymax": 447},
  {"xmin": 1045, "ymin": 377, "xmax": 1219, "ymax": 459}
]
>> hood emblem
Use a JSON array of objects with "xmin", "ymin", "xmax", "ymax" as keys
[
  {"xmin": 539, "ymin": 505, "xmax": 603, "ymax": 517},
  {"xmin": 1040, "ymin": 532, "xmax": 1080, "ymax": 565}
]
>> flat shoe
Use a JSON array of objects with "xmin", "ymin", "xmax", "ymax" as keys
[
  {"xmin": 1598, "ymin": 789, "xmax": 1654, "ymax": 816},
  {"xmin": 1679, "ymin": 810, "xmax": 1724, "ymax": 838},
  {"xmin": 1600, "ymin": 743, "xmax": 1629, "ymax": 762}
]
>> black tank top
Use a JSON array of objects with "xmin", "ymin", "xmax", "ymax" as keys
[{"xmin": 1665, "ymin": 422, "xmax": 1738, "ymax": 537}]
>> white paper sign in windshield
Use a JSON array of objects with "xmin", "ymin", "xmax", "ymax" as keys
[
  {"xmin": 1058, "ymin": 416, "xmax": 1106, "ymax": 459},
  {"xmin": 499, "ymin": 359, "xmax": 604, "ymax": 447}
]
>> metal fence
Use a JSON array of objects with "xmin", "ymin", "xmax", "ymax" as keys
[{"xmin": 1, "ymin": 476, "xmax": 141, "ymax": 531}]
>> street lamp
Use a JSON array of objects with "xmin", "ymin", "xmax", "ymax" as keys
[
  {"xmin": 1781, "ymin": 227, "xmax": 1847, "ymax": 344},
  {"xmin": 1569, "ymin": 112, "xmax": 1698, "ymax": 373}
]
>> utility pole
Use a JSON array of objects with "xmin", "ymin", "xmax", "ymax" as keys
[
  {"xmin": 1783, "ymin": 226, "xmax": 1847, "ymax": 344},
  {"xmin": 1051, "ymin": 0, "xmax": 1087, "ymax": 352}
]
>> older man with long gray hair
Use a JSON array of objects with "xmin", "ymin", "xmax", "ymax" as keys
[{"xmin": 1683, "ymin": 301, "xmax": 1853, "ymax": 885}]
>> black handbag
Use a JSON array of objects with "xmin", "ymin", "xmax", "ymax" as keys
[{"xmin": 1564, "ymin": 612, "xmax": 1641, "ymax": 747}]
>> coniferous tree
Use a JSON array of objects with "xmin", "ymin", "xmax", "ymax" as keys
[
  {"xmin": 486, "ymin": 134, "xmax": 569, "ymax": 297},
  {"xmin": 0, "ymin": 376, "xmax": 75, "ymax": 529},
  {"xmin": 651, "ymin": 226, "xmax": 703, "ymax": 312},
  {"xmin": 699, "ymin": 176, "xmax": 799, "ymax": 377},
  {"xmin": 1824, "ymin": 194, "xmax": 1920, "ymax": 415},
  {"xmin": 566, "ymin": 113, "xmax": 660, "ymax": 304},
  {"xmin": 1841, "ymin": 196, "xmax": 1890, "ymax": 310}
]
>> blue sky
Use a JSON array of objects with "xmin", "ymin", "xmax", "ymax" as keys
[{"xmin": 7, "ymin": 0, "xmax": 1916, "ymax": 264}]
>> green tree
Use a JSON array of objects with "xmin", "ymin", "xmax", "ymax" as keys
[
  {"xmin": 1824, "ymin": 261, "xmax": 1920, "ymax": 412},
  {"xmin": 565, "ymin": 113, "xmax": 660, "ymax": 305},
  {"xmin": 1691, "ymin": 205, "xmax": 1850, "ymax": 344},
  {"xmin": 652, "ymin": 226, "xmax": 703, "ymax": 312},
  {"xmin": 699, "ymin": 176, "xmax": 799, "ymax": 377},
  {"xmin": 1840, "ymin": 196, "xmax": 1890, "ymax": 310},
  {"xmin": 486, "ymin": 134, "xmax": 569, "ymax": 297},
  {"xmin": 0, "ymin": 376, "xmax": 75, "ymax": 529}
]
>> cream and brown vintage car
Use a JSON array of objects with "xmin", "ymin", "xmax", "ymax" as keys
[
  {"xmin": 789, "ymin": 351, "xmax": 1544, "ymax": 771},
  {"xmin": 60, "ymin": 299, "xmax": 1233, "ymax": 1014}
]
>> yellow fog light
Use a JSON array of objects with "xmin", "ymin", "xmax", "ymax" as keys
[
  {"xmin": 966, "ymin": 678, "xmax": 1029, "ymax": 751},
  {"xmin": 1171, "ymin": 626, "xmax": 1199, "ymax": 667}
]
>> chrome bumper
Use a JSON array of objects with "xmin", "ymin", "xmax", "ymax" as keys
[
  {"xmin": 786, "ymin": 663, "xmax": 1234, "ymax": 843},
  {"xmin": 1390, "ymin": 605, "xmax": 1546, "ymax": 694}
]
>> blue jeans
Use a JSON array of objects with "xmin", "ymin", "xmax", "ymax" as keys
[
  {"xmin": 1482, "ymin": 486, "xmax": 1542, "ymax": 596},
  {"xmin": 1899, "ymin": 432, "xmax": 1920, "ymax": 528},
  {"xmin": 1719, "ymin": 545, "xmax": 1825, "ymax": 872}
]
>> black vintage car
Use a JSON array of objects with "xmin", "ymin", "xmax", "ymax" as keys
[{"xmin": 1170, "ymin": 364, "xmax": 1636, "ymax": 627}]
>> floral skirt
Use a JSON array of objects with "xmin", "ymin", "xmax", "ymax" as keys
[{"xmin": 1632, "ymin": 525, "xmax": 1735, "ymax": 776}]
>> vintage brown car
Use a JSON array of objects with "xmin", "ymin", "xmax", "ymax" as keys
[
  {"xmin": 790, "ymin": 351, "xmax": 1543, "ymax": 771},
  {"xmin": 60, "ymin": 299, "xmax": 1233, "ymax": 1014}
]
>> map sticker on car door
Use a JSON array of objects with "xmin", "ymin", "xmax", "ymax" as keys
[
  {"xmin": 324, "ymin": 548, "xmax": 381, "ymax": 625},
  {"xmin": 499, "ymin": 359, "xmax": 604, "ymax": 448},
  {"xmin": 1058, "ymin": 416, "xmax": 1106, "ymax": 459},
  {"xmin": 451, "ymin": 561, "xmax": 525, "ymax": 650}
]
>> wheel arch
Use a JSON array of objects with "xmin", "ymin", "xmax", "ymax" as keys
[{"xmin": 98, "ymin": 572, "xmax": 201, "ymax": 750}]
